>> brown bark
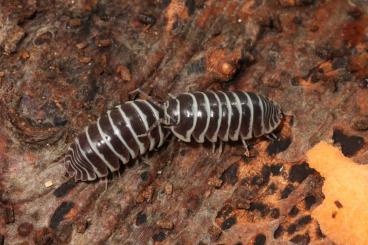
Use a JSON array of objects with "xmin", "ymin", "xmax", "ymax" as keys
[{"xmin": 0, "ymin": 0, "xmax": 367, "ymax": 244}]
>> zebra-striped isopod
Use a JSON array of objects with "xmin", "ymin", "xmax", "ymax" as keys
[
  {"xmin": 162, "ymin": 91, "xmax": 283, "ymax": 150},
  {"xmin": 64, "ymin": 99, "xmax": 167, "ymax": 181}
]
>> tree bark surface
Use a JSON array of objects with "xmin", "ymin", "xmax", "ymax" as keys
[{"xmin": 0, "ymin": 0, "xmax": 367, "ymax": 244}]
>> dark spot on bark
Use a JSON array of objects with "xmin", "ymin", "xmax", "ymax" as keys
[
  {"xmin": 291, "ymin": 76, "xmax": 300, "ymax": 86},
  {"xmin": 249, "ymin": 202, "xmax": 270, "ymax": 217},
  {"xmin": 251, "ymin": 165, "xmax": 270, "ymax": 186},
  {"xmin": 287, "ymin": 224, "xmax": 296, "ymax": 234},
  {"xmin": 316, "ymin": 224, "xmax": 325, "ymax": 238},
  {"xmin": 270, "ymin": 163, "xmax": 283, "ymax": 176},
  {"xmin": 136, "ymin": 212, "xmax": 147, "ymax": 226},
  {"xmin": 53, "ymin": 179, "xmax": 76, "ymax": 198},
  {"xmin": 216, "ymin": 205, "xmax": 233, "ymax": 219},
  {"xmin": 172, "ymin": 19, "xmax": 185, "ymax": 35},
  {"xmin": 185, "ymin": 0, "xmax": 196, "ymax": 15},
  {"xmin": 305, "ymin": 195, "xmax": 316, "ymax": 210},
  {"xmin": 347, "ymin": 8, "xmax": 363, "ymax": 19},
  {"xmin": 152, "ymin": 231, "xmax": 166, "ymax": 242},
  {"xmin": 289, "ymin": 206, "xmax": 299, "ymax": 217},
  {"xmin": 267, "ymin": 137, "xmax": 292, "ymax": 155},
  {"xmin": 187, "ymin": 58, "xmax": 206, "ymax": 74},
  {"xmin": 352, "ymin": 117, "xmax": 368, "ymax": 131},
  {"xmin": 309, "ymin": 67, "xmax": 324, "ymax": 83},
  {"xmin": 266, "ymin": 182, "xmax": 278, "ymax": 195},
  {"xmin": 254, "ymin": 234, "xmax": 266, "ymax": 245},
  {"xmin": 358, "ymin": 79, "xmax": 368, "ymax": 89},
  {"xmin": 18, "ymin": 222, "xmax": 34, "ymax": 237},
  {"xmin": 49, "ymin": 201, "xmax": 74, "ymax": 229},
  {"xmin": 334, "ymin": 200, "xmax": 343, "ymax": 209},
  {"xmin": 290, "ymin": 233, "xmax": 310, "ymax": 245},
  {"xmin": 281, "ymin": 184, "xmax": 294, "ymax": 199},
  {"xmin": 332, "ymin": 128, "xmax": 365, "ymax": 156},
  {"xmin": 137, "ymin": 13, "xmax": 156, "ymax": 26},
  {"xmin": 251, "ymin": 175, "xmax": 263, "ymax": 186},
  {"xmin": 274, "ymin": 225, "xmax": 283, "ymax": 238},
  {"xmin": 315, "ymin": 43, "xmax": 335, "ymax": 59},
  {"xmin": 0, "ymin": 204, "xmax": 14, "ymax": 224},
  {"xmin": 220, "ymin": 163, "xmax": 239, "ymax": 185},
  {"xmin": 289, "ymin": 162, "xmax": 315, "ymax": 183},
  {"xmin": 162, "ymin": 0, "xmax": 171, "ymax": 7},
  {"xmin": 53, "ymin": 115, "xmax": 68, "ymax": 126},
  {"xmin": 293, "ymin": 16, "xmax": 303, "ymax": 25},
  {"xmin": 34, "ymin": 31, "xmax": 53, "ymax": 45},
  {"xmin": 140, "ymin": 171, "xmax": 150, "ymax": 181},
  {"xmin": 261, "ymin": 165, "xmax": 271, "ymax": 183},
  {"xmin": 17, "ymin": 222, "xmax": 33, "ymax": 237},
  {"xmin": 221, "ymin": 216, "xmax": 236, "ymax": 230},
  {"xmin": 301, "ymin": 0, "xmax": 315, "ymax": 5},
  {"xmin": 297, "ymin": 215, "xmax": 312, "ymax": 227},
  {"xmin": 270, "ymin": 208, "xmax": 280, "ymax": 219},
  {"xmin": 332, "ymin": 57, "xmax": 348, "ymax": 69}
]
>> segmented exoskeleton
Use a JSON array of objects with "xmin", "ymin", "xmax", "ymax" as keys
[
  {"xmin": 64, "ymin": 99, "xmax": 166, "ymax": 181},
  {"xmin": 162, "ymin": 91, "xmax": 283, "ymax": 152},
  {"xmin": 64, "ymin": 90, "xmax": 282, "ymax": 181}
]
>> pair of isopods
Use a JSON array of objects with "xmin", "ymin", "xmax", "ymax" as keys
[{"xmin": 64, "ymin": 90, "xmax": 283, "ymax": 182}]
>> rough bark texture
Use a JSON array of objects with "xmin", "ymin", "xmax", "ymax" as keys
[{"xmin": 0, "ymin": 0, "xmax": 367, "ymax": 244}]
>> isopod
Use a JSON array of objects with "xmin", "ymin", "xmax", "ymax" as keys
[
  {"xmin": 64, "ymin": 99, "xmax": 167, "ymax": 181},
  {"xmin": 162, "ymin": 91, "xmax": 283, "ymax": 152}
]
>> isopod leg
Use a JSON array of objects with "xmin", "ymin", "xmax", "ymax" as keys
[
  {"xmin": 129, "ymin": 88, "xmax": 162, "ymax": 107},
  {"xmin": 101, "ymin": 177, "xmax": 109, "ymax": 192},
  {"xmin": 218, "ymin": 141, "xmax": 223, "ymax": 156},
  {"xmin": 211, "ymin": 141, "xmax": 223, "ymax": 155},
  {"xmin": 241, "ymin": 138, "xmax": 250, "ymax": 157}
]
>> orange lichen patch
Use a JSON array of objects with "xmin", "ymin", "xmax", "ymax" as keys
[
  {"xmin": 278, "ymin": 0, "xmax": 296, "ymax": 6},
  {"xmin": 165, "ymin": 0, "xmax": 189, "ymax": 33},
  {"xmin": 299, "ymin": 78, "xmax": 325, "ymax": 93},
  {"xmin": 206, "ymin": 48, "xmax": 242, "ymax": 80},
  {"xmin": 240, "ymin": 0, "xmax": 257, "ymax": 17},
  {"xmin": 115, "ymin": 65, "xmax": 131, "ymax": 82},
  {"xmin": 307, "ymin": 141, "xmax": 368, "ymax": 245},
  {"xmin": 350, "ymin": 44, "xmax": 368, "ymax": 79},
  {"xmin": 64, "ymin": 205, "xmax": 79, "ymax": 221}
]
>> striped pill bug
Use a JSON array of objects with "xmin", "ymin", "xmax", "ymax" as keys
[
  {"xmin": 64, "ymin": 99, "xmax": 168, "ymax": 182},
  {"xmin": 162, "ymin": 91, "xmax": 283, "ymax": 154}
]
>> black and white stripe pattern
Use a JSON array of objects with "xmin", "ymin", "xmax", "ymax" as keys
[
  {"xmin": 64, "ymin": 90, "xmax": 282, "ymax": 182},
  {"xmin": 64, "ymin": 99, "xmax": 166, "ymax": 181},
  {"xmin": 163, "ymin": 91, "xmax": 283, "ymax": 144}
]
